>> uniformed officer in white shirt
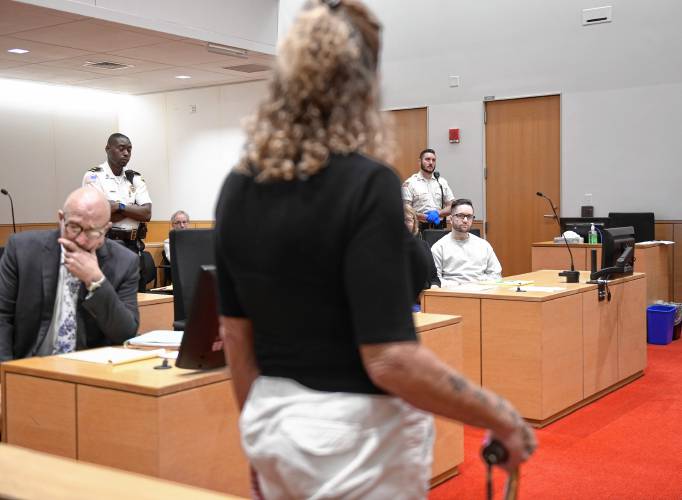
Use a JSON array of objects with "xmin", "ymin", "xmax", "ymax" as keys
[
  {"xmin": 401, "ymin": 148, "xmax": 454, "ymax": 231},
  {"xmin": 82, "ymin": 133, "xmax": 152, "ymax": 255}
]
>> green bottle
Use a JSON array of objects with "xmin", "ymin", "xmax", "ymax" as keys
[{"xmin": 588, "ymin": 223, "xmax": 598, "ymax": 244}]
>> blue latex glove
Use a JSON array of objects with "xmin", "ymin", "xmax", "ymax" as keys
[{"xmin": 426, "ymin": 210, "xmax": 441, "ymax": 225}]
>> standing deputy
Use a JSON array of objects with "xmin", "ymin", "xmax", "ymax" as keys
[
  {"xmin": 82, "ymin": 133, "xmax": 152, "ymax": 255},
  {"xmin": 402, "ymin": 148, "xmax": 454, "ymax": 231}
]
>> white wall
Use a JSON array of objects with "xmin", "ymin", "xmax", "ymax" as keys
[
  {"xmin": 0, "ymin": 79, "xmax": 119, "ymax": 224},
  {"xmin": 18, "ymin": 0, "xmax": 279, "ymax": 54},
  {"xmin": 278, "ymin": 0, "xmax": 682, "ymax": 219},
  {"xmin": 119, "ymin": 80, "xmax": 268, "ymax": 221}
]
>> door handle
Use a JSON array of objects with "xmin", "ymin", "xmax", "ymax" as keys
[{"xmin": 543, "ymin": 214, "xmax": 557, "ymax": 218}]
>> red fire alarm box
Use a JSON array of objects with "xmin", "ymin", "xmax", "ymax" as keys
[{"xmin": 449, "ymin": 128, "xmax": 460, "ymax": 143}]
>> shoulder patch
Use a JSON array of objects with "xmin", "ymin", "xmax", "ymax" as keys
[{"xmin": 88, "ymin": 166, "xmax": 103, "ymax": 172}]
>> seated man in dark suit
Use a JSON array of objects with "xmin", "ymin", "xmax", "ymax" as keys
[{"xmin": 0, "ymin": 187, "xmax": 139, "ymax": 361}]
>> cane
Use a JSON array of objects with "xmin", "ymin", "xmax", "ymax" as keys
[{"xmin": 481, "ymin": 439, "xmax": 520, "ymax": 500}]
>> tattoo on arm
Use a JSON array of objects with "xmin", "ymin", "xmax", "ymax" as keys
[{"xmin": 448, "ymin": 374, "xmax": 467, "ymax": 392}]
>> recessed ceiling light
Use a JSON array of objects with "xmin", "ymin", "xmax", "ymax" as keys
[
  {"xmin": 175, "ymin": 75, "xmax": 192, "ymax": 79},
  {"xmin": 7, "ymin": 48, "xmax": 30, "ymax": 54}
]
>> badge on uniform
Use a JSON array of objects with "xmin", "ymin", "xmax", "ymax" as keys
[{"xmin": 86, "ymin": 173, "xmax": 97, "ymax": 184}]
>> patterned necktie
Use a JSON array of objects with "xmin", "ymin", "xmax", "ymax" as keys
[{"xmin": 52, "ymin": 270, "xmax": 81, "ymax": 354}]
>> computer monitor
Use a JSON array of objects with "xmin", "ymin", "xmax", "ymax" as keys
[
  {"xmin": 170, "ymin": 228, "xmax": 215, "ymax": 330},
  {"xmin": 560, "ymin": 217, "xmax": 609, "ymax": 242},
  {"xmin": 607, "ymin": 212, "xmax": 655, "ymax": 243},
  {"xmin": 590, "ymin": 226, "xmax": 635, "ymax": 280},
  {"xmin": 175, "ymin": 265, "xmax": 226, "ymax": 370}
]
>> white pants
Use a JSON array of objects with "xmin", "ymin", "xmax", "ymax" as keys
[{"xmin": 240, "ymin": 376, "xmax": 434, "ymax": 500}]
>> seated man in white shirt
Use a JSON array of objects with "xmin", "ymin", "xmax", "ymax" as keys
[{"xmin": 431, "ymin": 198, "xmax": 502, "ymax": 287}]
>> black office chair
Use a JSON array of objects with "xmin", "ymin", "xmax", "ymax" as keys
[
  {"xmin": 422, "ymin": 229, "xmax": 449, "ymax": 247},
  {"xmin": 422, "ymin": 227, "xmax": 482, "ymax": 247},
  {"xmin": 170, "ymin": 228, "xmax": 215, "ymax": 331},
  {"xmin": 138, "ymin": 251, "xmax": 157, "ymax": 291},
  {"xmin": 0, "ymin": 247, "xmax": 4, "ymax": 260},
  {"xmin": 159, "ymin": 249, "xmax": 172, "ymax": 287}
]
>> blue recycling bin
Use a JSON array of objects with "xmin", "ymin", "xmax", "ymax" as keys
[{"xmin": 647, "ymin": 304, "xmax": 676, "ymax": 345}]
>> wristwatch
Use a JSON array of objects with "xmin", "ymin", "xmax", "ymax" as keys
[
  {"xmin": 118, "ymin": 202, "xmax": 126, "ymax": 213},
  {"xmin": 87, "ymin": 275, "xmax": 106, "ymax": 293}
]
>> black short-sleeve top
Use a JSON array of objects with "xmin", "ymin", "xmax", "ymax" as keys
[{"xmin": 214, "ymin": 153, "xmax": 418, "ymax": 394}]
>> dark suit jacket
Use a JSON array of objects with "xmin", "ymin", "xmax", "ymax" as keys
[{"xmin": 0, "ymin": 230, "xmax": 140, "ymax": 361}]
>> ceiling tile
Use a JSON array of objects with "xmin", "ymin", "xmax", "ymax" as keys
[
  {"xmin": 90, "ymin": 19, "xmax": 185, "ymax": 41},
  {"xmin": 190, "ymin": 61, "xmax": 273, "ymax": 80},
  {"xmin": 11, "ymin": 18, "xmax": 167, "ymax": 52},
  {"xmin": 0, "ymin": 63, "xmax": 106, "ymax": 84},
  {"xmin": 109, "ymin": 40, "xmax": 247, "ymax": 66},
  {"xmin": 0, "ymin": 59, "xmax": 28, "ymax": 70},
  {"xmin": 0, "ymin": 0, "xmax": 84, "ymax": 35},
  {"xmin": 42, "ymin": 53, "xmax": 172, "ymax": 76},
  {"xmin": 0, "ymin": 35, "xmax": 90, "ymax": 63}
]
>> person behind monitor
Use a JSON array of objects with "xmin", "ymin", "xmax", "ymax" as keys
[
  {"xmin": 0, "ymin": 187, "xmax": 139, "ymax": 361},
  {"xmin": 214, "ymin": 2, "xmax": 534, "ymax": 499},
  {"xmin": 164, "ymin": 210, "xmax": 190, "ymax": 262},
  {"xmin": 431, "ymin": 198, "xmax": 502, "ymax": 287}
]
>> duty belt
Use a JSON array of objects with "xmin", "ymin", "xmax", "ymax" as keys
[{"xmin": 107, "ymin": 227, "xmax": 138, "ymax": 241}]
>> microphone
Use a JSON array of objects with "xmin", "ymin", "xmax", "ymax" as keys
[
  {"xmin": 1, "ymin": 188, "xmax": 16, "ymax": 233},
  {"xmin": 536, "ymin": 191, "xmax": 579, "ymax": 283},
  {"xmin": 433, "ymin": 171, "xmax": 445, "ymax": 209}
]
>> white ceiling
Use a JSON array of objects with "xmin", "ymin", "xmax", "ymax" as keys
[{"xmin": 0, "ymin": 0, "xmax": 274, "ymax": 94}]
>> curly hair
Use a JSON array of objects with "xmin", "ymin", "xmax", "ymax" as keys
[
  {"xmin": 236, "ymin": 0, "xmax": 393, "ymax": 182},
  {"xmin": 404, "ymin": 204, "xmax": 419, "ymax": 236}
]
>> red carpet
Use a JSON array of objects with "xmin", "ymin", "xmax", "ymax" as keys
[{"xmin": 429, "ymin": 341, "xmax": 682, "ymax": 499}]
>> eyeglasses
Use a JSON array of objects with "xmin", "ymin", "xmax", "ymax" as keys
[
  {"xmin": 64, "ymin": 221, "xmax": 107, "ymax": 240},
  {"xmin": 453, "ymin": 213, "xmax": 475, "ymax": 221}
]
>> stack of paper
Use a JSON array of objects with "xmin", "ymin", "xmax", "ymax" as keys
[
  {"xmin": 59, "ymin": 347, "xmax": 165, "ymax": 365},
  {"xmin": 126, "ymin": 330, "xmax": 184, "ymax": 349}
]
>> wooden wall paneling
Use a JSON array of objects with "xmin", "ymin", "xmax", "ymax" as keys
[
  {"xmin": 485, "ymin": 96, "xmax": 560, "ymax": 277},
  {"xmin": 386, "ymin": 107, "xmax": 428, "ymax": 181},
  {"xmin": 654, "ymin": 223, "xmax": 674, "ymax": 301},
  {"xmin": 158, "ymin": 381, "xmax": 249, "ymax": 496},
  {"xmin": 4, "ymin": 374, "xmax": 77, "ymax": 458},
  {"xmin": 418, "ymin": 322, "xmax": 464, "ymax": 483},
  {"xmin": 481, "ymin": 299, "xmax": 544, "ymax": 419},
  {"xmin": 421, "ymin": 295, "xmax": 482, "ymax": 385},
  {"xmin": 540, "ymin": 294, "xmax": 583, "ymax": 418},
  {"xmin": 582, "ymin": 283, "xmax": 620, "ymax": 397},
  {"xmin": 77, "ymin": 385, "xmax": 161, "ymax": 477},
  {"xmin": 618, "ymin": 277, "xmax": 648, "ymax": 378}
]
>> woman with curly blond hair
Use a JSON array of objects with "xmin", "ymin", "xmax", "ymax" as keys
[{"xmin": 215, "ymin": 1, "xmax": 535, "ymax": 498}]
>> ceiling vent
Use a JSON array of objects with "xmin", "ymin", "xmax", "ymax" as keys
[
  {"xmin": 82, "ymin": 61, "xmax": 133, "ymax": 71},
  {"xmin": 222, "ymin": 63, "xmax": 270, "ymax": 73},
  {"xmin": 582, "ymin": 6, "xmax": 612, "ymax": 26}
]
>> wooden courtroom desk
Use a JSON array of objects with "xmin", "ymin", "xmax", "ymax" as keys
[
  {"xmin": 1, "ymin": 313, "xmax": 463, "ymax": 493},
  {"xmin": 0, "ymin": 354, "xmax": 250, "ymax": 497},
  {"xmin": 0, "ymin": 443, "xmax": 244, "ymax": 500},
  {"xmin": 137, "ymin": 292, "xmax": 173, "ymax": 333},
  {"xmin": 531, "ymin": 240, "xmax": 672, "ymax": 304},
  {"xmin": 422, "ymin": 270, "xmax": 647, "ymax": 427},
  {"xmin": 414, "ymin": 312, "xmax": 464, "ymax": 486}
]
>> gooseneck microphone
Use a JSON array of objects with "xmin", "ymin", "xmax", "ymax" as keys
[
  {"xmin": 536, "ymin": 191, "xmax": 579, "ymax": 283},
  {"xmin": 1, "ymin": 188, "xmax": 16, "ymax": 233},
  {"xmin": 434, "ymin": 171, "xmax": 445, "ymax": 209}
]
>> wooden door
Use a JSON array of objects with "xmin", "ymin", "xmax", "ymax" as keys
[
  {"xmin": 485, "ymin": 96, "xmax": 560, "ymax": 276},
  {"xmin": 386, "ymin": 107, "xmax": 427, "ymax": 181}
]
